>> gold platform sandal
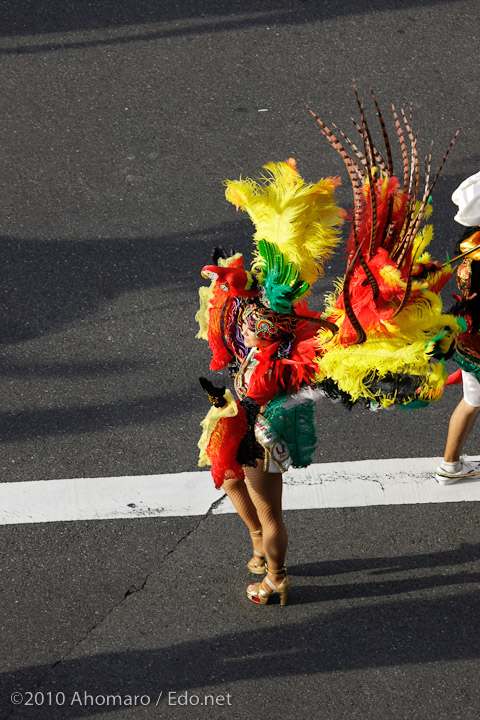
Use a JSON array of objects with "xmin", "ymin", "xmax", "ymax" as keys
[
  {"xmin": 247, "ymin": 529, "xmax": 266, "ymax": 575},
  {"xmin": 246, "ymin": 564, "xmax": 291, "ymax": 606}
]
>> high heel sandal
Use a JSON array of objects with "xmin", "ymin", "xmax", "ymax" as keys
[
  {"xmin": 247, "ymin": 529, "xmax": 266, "ymax": 575},
  {"xmin": 246, "ymin": 564, "xmax": 291, "ymax": 606}
]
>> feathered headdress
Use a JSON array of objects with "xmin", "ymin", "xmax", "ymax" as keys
[
  {"xmin": 224, "ymin": 158, "xmax": 344, "ymax": 313},
  {"xmin": 196, "ymin": 159, "xmax": 343, "ymax": 372}
]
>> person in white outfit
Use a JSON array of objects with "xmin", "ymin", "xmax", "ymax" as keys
[{"xmin": 436, "ymin": 171, "xmax": 480, "ymax": 484}]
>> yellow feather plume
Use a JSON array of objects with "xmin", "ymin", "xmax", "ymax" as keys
[
  {"xmin": 224, "ymin": 159, "xmax": 343, "ymax": 288},
  {"xmin": 412, "ymin": 223, "xmax": 433, "ymax": 261}
]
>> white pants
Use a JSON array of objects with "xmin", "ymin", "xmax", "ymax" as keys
[{"xmin": 462, "ymin": 370, "xmax": 480, "ymax": 407}]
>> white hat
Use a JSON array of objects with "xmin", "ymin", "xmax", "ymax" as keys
[{"xmin": 452, "ymin": 170, "xmax": 480, "ymax": 226}]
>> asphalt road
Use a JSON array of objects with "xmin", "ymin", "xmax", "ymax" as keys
[
  {"xmin": 1, "ymin": 0, "xmax": 480, "ymax": 482},
  {"xmin": 1, "ymin": 2, "xmax": 479, "ymax": 719}
]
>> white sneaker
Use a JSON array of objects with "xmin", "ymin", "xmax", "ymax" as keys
[{"xmin": 435, "ymin": 458, "xmax": 480, "ymax": 485}]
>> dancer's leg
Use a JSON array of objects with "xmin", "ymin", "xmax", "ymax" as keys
[
  {"xmin": 443, "ymin": 398, "xmax": 480, "ymax": 462},
  {"xmin": 244, "ymin": 463, "xmax": 287, "ymax": 587},
  {"xmin": 443, "ymin": 372, "xmax": 480, "ymax": 463},
  {"xmin": 222, "ymin": 475, "xmax": 264, "ymax": 559}
]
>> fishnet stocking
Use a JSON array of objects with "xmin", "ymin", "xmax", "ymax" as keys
[
  {"xmin": 222, "ymin": 475, "xmax": 261, "ymax": 534},
  {"xmin": 244, "ymin": 462, "xmax": 287, "ymax": 573}
]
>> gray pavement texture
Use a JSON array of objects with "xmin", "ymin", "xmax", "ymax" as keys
[
  {"xmin": 1, "ymin": 1, "xmax": 480, "ymax": 719},
  {"xmin": 2, "ymin": 504, "xmax": 480, "ymax": 720}
]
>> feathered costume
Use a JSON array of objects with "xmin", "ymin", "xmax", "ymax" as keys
[
  {"xmin": 309, "ymin": 86, "xmax": 464, "ymax": 409},
  {"xmin": 197, "ymin": 159, "xmax": 343, "ymax": 487},
  {"xmin": 447, "ymin": 170, "xmax": 480, "ymax": 380},
  {"xmin": 450, "ymin": 231, "xmax": 480, "ymax": 381}
]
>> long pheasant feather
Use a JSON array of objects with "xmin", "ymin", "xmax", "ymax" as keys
[
  {"xmin": 351, "ymin": 117, "xmax": 388, "ymax": 173},
  {"xmin": 332, "ymin": 120, "xmax": 367, "ymax": 171},
  {"xmin": 371, "ymin": 87, "xmax": 394, "ymax": 176},
  {"xmin": 307, "ymin": 106, "xmax": 364, "ymax": 228},
  {"xmin": 392, "ymin": 104, "xmax": 410, "ymax": 196},
  {"xmin": 353, "ymin": 222, "xmax": 379, "ymax": 299},
  {"xmin": 426, "ymin": 129, "xmax": 461, "ymax": 196},
  {"xmin": 343, "ymin": 244, "xmax": 367, "ymax": 344},
  {"xmin": 392, "ymin": 267, "xmax": 413, "ymax": 318}
]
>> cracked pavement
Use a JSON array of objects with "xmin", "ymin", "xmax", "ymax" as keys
[
  {"xmin": 1, "ymin": 494, "xmax": 232, "ymax": 719},
  {"xmin": 2, "ymin": 504, "xmax": 480, "ymax": 719}
]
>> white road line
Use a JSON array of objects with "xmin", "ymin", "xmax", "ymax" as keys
[{"xmin": 1, "ymin": 458, "xmax": 479, "ymax": 526}]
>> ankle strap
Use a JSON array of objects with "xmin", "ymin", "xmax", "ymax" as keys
[
  {"xmin": 250, "ymin": 529, "xmax": 262, "ymax": 538},
  {"xmin": 265, "ymin": 563, "xmax": 287, "ymax": 577}
]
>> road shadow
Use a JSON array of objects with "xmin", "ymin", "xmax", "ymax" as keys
[
  {"xmin": 1, "ymin": 587, "xmax": 479, "ymax": 719},
  {"xmin": 0, "ymin": 0, "xmax": 470, "ymax": 54},
  {"xmin": 291, "ymin": 542, "xmax": 480, "ymax": 577},
  {"xmin": 0, "ymin": 220, "xmax": 252, "ymax": 346},
  {"xmin": 0, "ymin": 388, "xmax": 194, "ymax": 443}
]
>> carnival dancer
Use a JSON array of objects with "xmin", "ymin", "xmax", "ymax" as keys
[
  {"xmin": 196, "ymin": 159, "xmax": 343, "ymax": 605},
  {"xmin": 435, "ymin": 170, "xmax": 480, "ymax": 484},
  {"xmin": 309, "ymin": 85, "xmax": 463, "ymax": 410}
]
